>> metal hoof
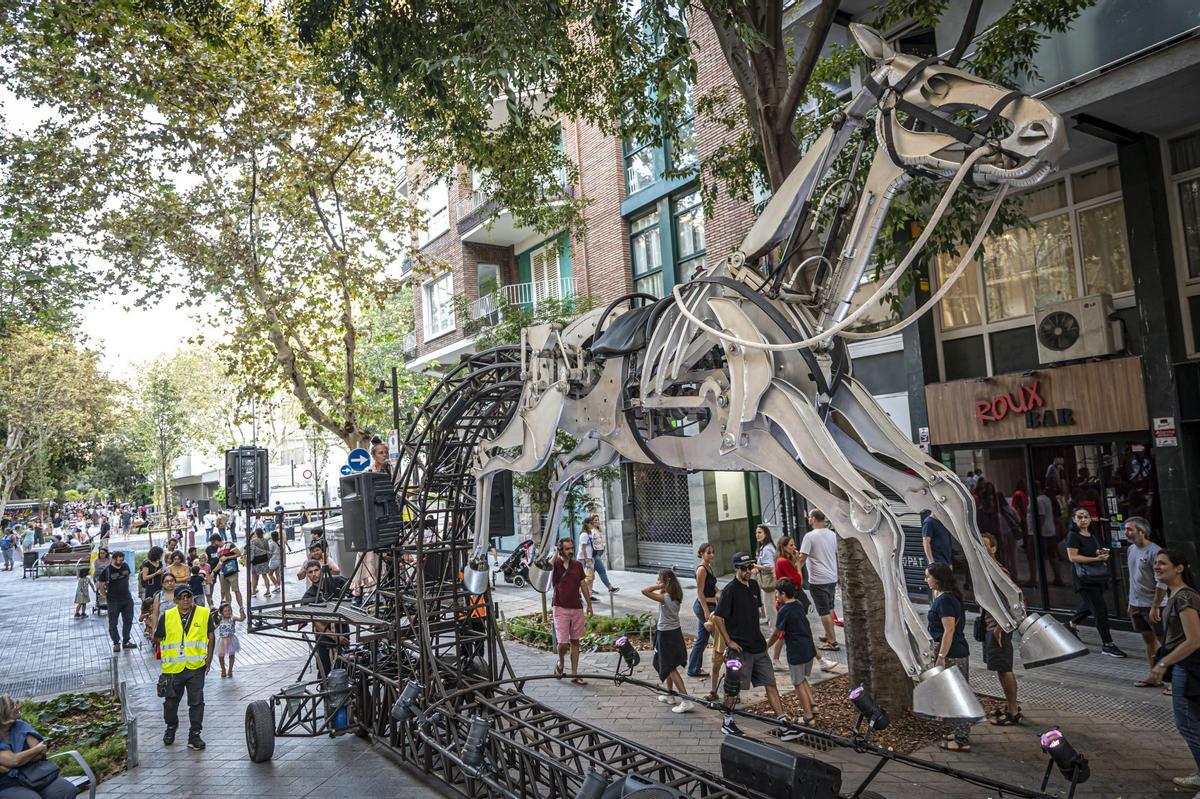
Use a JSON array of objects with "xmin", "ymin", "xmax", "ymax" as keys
[
  {"xmin": 1018, "ymin": 612, "xmax": 1089, "ymax": 668},
  {"xmin": 913, "ymin": 665, "xmax": 985, "ymax": 722},
  {"xmin": 527, "ymin": 559, "xmax": 553, "ymax": 594},
  {"xmin": 463, "ymin": 559, "xmax": 490, "ymax": 595}
]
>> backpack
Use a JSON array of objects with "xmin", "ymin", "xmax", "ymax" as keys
[{"xmin": 0, "ymin": 535, "xmax": 11, "ymax": 551}]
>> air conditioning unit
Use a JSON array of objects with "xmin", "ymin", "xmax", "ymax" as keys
[{"xmin": 1034, "ymin": 293, "xmax": 1120, "ymax": 364}]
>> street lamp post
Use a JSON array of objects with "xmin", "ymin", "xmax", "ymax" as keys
[{"xmin": 375, "ymin": 366, "xmax": 402, "ymax": 436}]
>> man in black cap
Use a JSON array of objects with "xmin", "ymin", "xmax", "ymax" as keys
[
  {"xmin": 153, "ymin": 584, "xmax": 216, "ymax": 749},
  {"xmin": 711, "ymin": 551, "xmax": 786, "ymax": 735}
]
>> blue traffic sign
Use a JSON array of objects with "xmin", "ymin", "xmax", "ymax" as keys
[
  {"xmin": 339, "ymin": 464, "xmax": 353, "ymax": 476},
  {"xmin": 347, "ymin": 447, "xmax": 371, "ymax": 473}
]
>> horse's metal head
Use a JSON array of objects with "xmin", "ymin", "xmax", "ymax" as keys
[{"xmin": 850, "ymin": 23, "xmax": 1067, "ymax": 187}]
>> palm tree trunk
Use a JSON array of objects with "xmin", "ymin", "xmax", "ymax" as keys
[{"xmin": 838, "ymin": 537, "xmax": 914, "ymax": 715}]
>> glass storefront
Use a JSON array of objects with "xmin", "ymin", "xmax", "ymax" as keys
[{"xmin": 941, "ymin": 436, "xmax": 1158, "ymax": 621}]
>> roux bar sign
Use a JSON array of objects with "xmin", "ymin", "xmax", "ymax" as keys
[{"xmin": 974, "ymin": 380, "xmax": 1076, "ymax": 429}]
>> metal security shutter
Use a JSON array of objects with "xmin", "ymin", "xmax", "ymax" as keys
[{"xmin": 631, "ymin": 464, "xmax": 694, "ymax": 572}]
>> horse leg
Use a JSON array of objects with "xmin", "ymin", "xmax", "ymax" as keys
[
  {"xmin": 527, "ymin": 440, "xmax": 619, "ymax": 593},
  {"xmin": 829, "ymin": 377, "xmax": 1086, "ymax": 666}
]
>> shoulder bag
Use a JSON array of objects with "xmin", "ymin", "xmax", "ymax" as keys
[
  {"xmin": 756, "ymin": 555, "xmax": 777, "ymax": 591},
  {"xmin": 1072, "ymin": 560, "xmax": 1109, "ymax": 585},
  {"xmin": 13, "ymin": 758, "xmax": 61, "ymax": 791}
]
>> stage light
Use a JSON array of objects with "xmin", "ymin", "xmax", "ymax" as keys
[
  {"xmin": 848, "ymin": 684, "xmax": 889, "ymax": 732},
  {"xmin": 614, "ymin": 635, "xmax": 640, "ymax": 677},
  {"xmin": 723, "ymin": 658, "xmax": 743, "ymax": 699},
  {"xmin": 573, "ymin": 769, "xmax": 610, "ymax": 799},
  {"xmin": 390, "ymin": 680, "xmax": 424, "ymax": 722},
  {"xmin": 461, "ymin": 715, "xmax": 489, "ymax": 773},
  {"xmin": 1040, "ymin": 729, "xmax": 1090, "ymax": 784}
]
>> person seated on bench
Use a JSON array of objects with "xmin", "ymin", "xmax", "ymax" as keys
[
  {"xmin": 0, "ymin": 694, "xmax": 78, "ymax": 799},
  {"xmin": 47, "ymin": 537, "xmax": 69, "ymax": 554}
]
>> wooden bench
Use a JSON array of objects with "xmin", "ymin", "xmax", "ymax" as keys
[
  {"xmin": 39, "ymin": 546, "xmax": 94, "ymax": 576},
  {"xmin": 49, "ymin": 749, "xmax": 97, "ymax": 798}
]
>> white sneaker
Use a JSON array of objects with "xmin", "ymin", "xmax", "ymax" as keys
[
  {"xmin": 671, "ymin": 700, "xmax": 694, "ymax": 714},
  {"xmin": 1173, "ymin": 774, "xmax": 1200, "ymax": 788},
  {"xmin": 819, "ymin": 658, "xmax": 838, "ymax": 672},
  {"xmin": 658, "ymin": 694, "xmax": 676, "ymax": 705}
]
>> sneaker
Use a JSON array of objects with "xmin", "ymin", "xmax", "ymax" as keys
[
  {"xmin": 671, "ymin": 701, "xmax": 694, "ymax": 714},
  {"xmin": 780, "ymin": 726, "xmax": 805, "ymax": 742},
  {"xmin": 1066, "ymin": 623, "xmax": 1081, "ymax": 640},
  {"xmin": 1101, "ymin": 643, "xmax": 1128, "ymax": 658},
  {"xmin": 112, "ymin": 644, "xmax": 120, "ymax": 653},
  {"xmin": 1173, "ymin": 774, "xmax": 1200, "ymax": 788},
  {"xmin": 163, "ymin": 727, "xmax": 176, "ymax": 746},
  {"xmin": 608, "ymin": 586, "xmax": 620, "ymax": 593},
  {"xmin": 187, "ymin": 736, "xmax": 206, "ymax": 751},
  {"xmin": 721, "ymin": 716, "xmax": 743, "ymax": 736},
  {"xmin": 819, "ymin": 658, "xmax": 838, "ymax": 672},
  {"xmin": 123, "ymin": 642, "xmax": 137, "ymax": 650},
  {"xmin": 657, "ymin": 694, "xmax": 676, "ymax": 705}
]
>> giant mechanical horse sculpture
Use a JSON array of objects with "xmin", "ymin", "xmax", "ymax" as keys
[{"xmin": 463, "ymin": 23, "xmax": 1086, "ymax": 721}]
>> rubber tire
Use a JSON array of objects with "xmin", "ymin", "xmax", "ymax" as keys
[
  {"xmin": 513, "ymin": 575, "xmax": 527, "ymax": 588},
  {"xmin": 245, "ymin": 699, "xmax": 275, "ymax": 762}
]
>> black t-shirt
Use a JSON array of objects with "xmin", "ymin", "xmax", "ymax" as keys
[
  {"xmin": 153, "ymin": 606, "xmax": 219, "ymax": 642},
  {"xmin": 98, "ymin": 562, "xmax": 133, "ymax": 603},
  {"xmin": 714, "ymin": 577, "xmax": 766, "ymax": 654},
  {"xmin": 1065, "ymin": 528, "xmax": 1104, "ymax": 589},
  {"xmin": 928, "ymin": 592, "xmax": 969, "ymax": 658},
  {"xmin": 204, "ymin": 544, "xmax": 220, "ymax": 570},
  {"xmin": 302, "ymin": 575, "xmax": 349, "ymax": 604},
  {"xmin": 141, "ymin": 559, "xmax": 163, "ymax": 597}
]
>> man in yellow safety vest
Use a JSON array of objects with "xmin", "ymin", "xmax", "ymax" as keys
[{"xmin": 153, "ymin": 584, "xmax": 216, "ymax": 750}]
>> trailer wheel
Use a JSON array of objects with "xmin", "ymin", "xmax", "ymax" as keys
[
  {"xmin": 513, "ymin": 575, "xmax": 527, "ymax": 588},
  {"xmin": 246, "ymin": 700, "xmax": 275, "ymax": 762}
]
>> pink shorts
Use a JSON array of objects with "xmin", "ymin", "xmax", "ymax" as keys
[{"xmin": 553, "ymin": 606, "xmax": 585, "ymax": 642}]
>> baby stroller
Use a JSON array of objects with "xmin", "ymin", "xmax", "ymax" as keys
[{"xmin": 496, "ymin": 540, "xmax": 534, "ymax": 588}]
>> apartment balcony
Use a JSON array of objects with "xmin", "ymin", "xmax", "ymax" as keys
[
  {"xmin": 457, "ymin": 178, "xmax": 573, "ymax": 248},
  {"xmin": 466, "ymin": 277, "xmax": 579, "ymax": 328}
]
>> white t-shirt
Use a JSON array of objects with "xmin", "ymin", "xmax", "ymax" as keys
[
  {"xmin": 578, "ymin": 530, "xmax": 594, "ymax": 559},
  {"xmin": 799, "ymin": 527, "xmax": 838, "ymax": 585}
]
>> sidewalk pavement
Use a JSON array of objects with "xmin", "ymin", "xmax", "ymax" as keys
[{"xmin": 5, "ymin": 558, "xmax": 1196, "ymax": 797}]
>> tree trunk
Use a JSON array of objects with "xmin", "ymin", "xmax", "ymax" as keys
[{"xmin": 838, "ymin": 536, "xmax": 914, "ymax": 715}]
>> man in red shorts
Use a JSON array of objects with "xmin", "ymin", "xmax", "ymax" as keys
[{"xmin": 551, "ymin": 537, "xmax": 593, "ymax": 684}]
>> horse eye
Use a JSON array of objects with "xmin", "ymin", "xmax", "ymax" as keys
[{"xmin": 919, "ymin": 74, "xmax": 951, "ymax": 102}]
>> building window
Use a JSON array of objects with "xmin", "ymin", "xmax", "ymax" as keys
[
  {"xmin": 628, "ymin": 187, "xmax": 704, "ymax": 298},
  {"xmin": 422, "ymin": 271, "xmax": 455, "ymax": 340},
  {"xmin": 622, "ymin": 81, "xmax": 697, "ymax": 197},
  {"xmin": 1170, "ymin": 131, "xmax": 1200, "ymax": 355},
  {"xmin": 932, "ymin": 161, "xmax": 1133, "ymax": 375},
  {"xmin": 673, "ymin": 189, "xmax": 705, "ymax": 278},
  {"xmin": 631, "ymin": 209, "xmax": 663, "ymax": 296},
  {"xmin": 418, "ymin": 178, "xmax": 449, "ymax": 247},
  {"xmin": 624, "ymin": 138, "xmax": 657, "ymax": 196}
]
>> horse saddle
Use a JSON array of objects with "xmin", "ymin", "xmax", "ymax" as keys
[{"xmin": 590, "ymin": 300, "xmax": 668, "ymax": 358}]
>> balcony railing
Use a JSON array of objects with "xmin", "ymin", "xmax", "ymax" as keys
[
  {"xmin": 402, "ymin": 330, "xmax": 417, "ymax": 359},
  {"xmin": 467, "ymin": 277, "xmax": 579, "ymax": 328}
]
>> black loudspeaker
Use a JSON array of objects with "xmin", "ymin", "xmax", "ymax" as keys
[
  {"xmin": 600, "ymin": 774, "xmax": 687, "ymax": 798},
  {"xmin": 720, "ymin": 735, "xmax": 842, "ymax": 799},
  {"xmin": 224, "ymin": 447, "xmax": 269, "ymax": 509},
  {"xmin": 339, "ymin": 471, "xmax": 403, "ymax": 551},
  {"xmin": 488, "ymin": 470, "xmax": 514, "ymax": 541}
]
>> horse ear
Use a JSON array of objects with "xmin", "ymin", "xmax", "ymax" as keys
[{"xmin": 850, "ymin": 23, "xmax": 895, "ymax": 63}]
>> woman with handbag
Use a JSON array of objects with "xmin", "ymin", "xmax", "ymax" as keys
[
  {"xmin": 1065, "ymin": 507, "xmax": 1127, "ymax": 658},
  {"xmin": 752, "ymin": 525, "xmax": 778, "ymax": 628},
  {"xmin": 1149, "ymin": 550, "xmax": 1200, "ymax": 792},
  {"xmin": 0, "ymin": 695, "xmax": 75, "ymax": 799}
]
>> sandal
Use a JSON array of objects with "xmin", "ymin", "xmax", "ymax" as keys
[
  {"xmin": 818, "ymin": 642, "xmax": 840, "ymax": 651},
  {"xmin": 989, "ymin": 710, "xmax": 1023, "ymax": 726},
  {"xmin": 703, "ymin": 692, "xmax": 720, "ymax": 703},
  {"xmin": 1133, "ymin": 680, "xmax": 1163, "ymax": 688},
  {"xmin": 939, "ymin": 740, "xmax": 971, "ymax": 752},
  {"xmin": 554, "ymin": 664, "xmax": 564, "ymax": 679},
  {"xmin": 571, "ymin": 677, "xmax": 587, "ymax": 686}
]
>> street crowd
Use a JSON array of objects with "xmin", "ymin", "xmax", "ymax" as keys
[{"xmin": 539, "ymin": 469, "xmax": 1200, "ymax": 794}]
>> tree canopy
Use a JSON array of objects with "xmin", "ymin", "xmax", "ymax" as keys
[{"xmin": 0, "ymin": 0, "xmax": 421, "ymax": 448}]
